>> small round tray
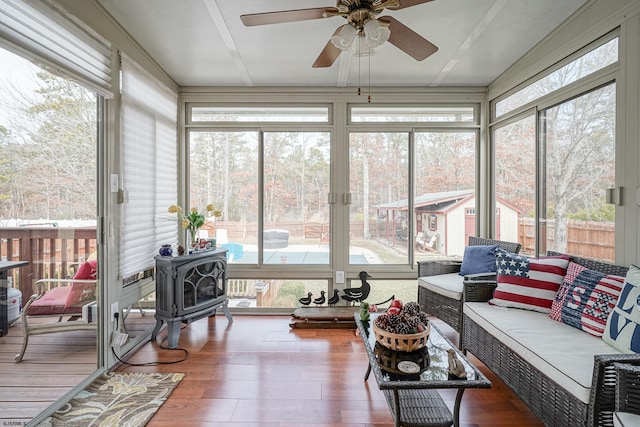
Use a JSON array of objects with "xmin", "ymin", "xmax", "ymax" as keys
[{"xmin": 374, "ymin": 342, "xmax": 430, "ymax": 375}]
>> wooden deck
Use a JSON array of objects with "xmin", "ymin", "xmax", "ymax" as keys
[
  {"xmin": 0, "ymin": 311, "xmax": 157, "ymax": 425},
  {"xmin": 0, "ymin": 318, "xmax": 97, "ymax": 425}
]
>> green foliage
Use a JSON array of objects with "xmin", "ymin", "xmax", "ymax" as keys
[
  {"xmin": 569, "ymin": 203, "xmax": 615, "ymax": 221},
  {"xmin": 272, "ymin": 294, "xmax": 297, "ymax": 308},
  {"xmin": 277, "ymin": 281, "xmax": 305, "ymax": 300}
]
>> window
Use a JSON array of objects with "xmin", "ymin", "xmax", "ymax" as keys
[
  {"xmin": 188, "ymin": 105, "xmax": 330, "ymax": 123},
  {"xmin": 263, "ymin": 132, "xmax": 330, "ymax": 264},
  {"xmin": 415, "ymin": 131, "xmax": 477, "ymax": 256},
  {"xmin": 496, "ymin": 36, "xmax": 618, "ymax": 118},
  {"xmin": 350, "ymin": 105, "xmax": 476, "ymax": 123},
  {"xmin": 492, "ymin": 37, "xmax": 618, "ymax": 261},
  {"xmin": 494, "ymin": 115, "xmax": 536, "ymax": 252},
  {"xmin": 349, "ymin": 132, "xmax": 409, "ymax": 264},
  {"xmin": 540, "ymin": 84, "xmax": 616, "ymax": 261},
  {"xmin": 186, "ymin": 101, "xmax": 479, "ymax": 308},
  {"xmin": 0, "ymin": 46, "xmax": 100, "ymax": 418}
]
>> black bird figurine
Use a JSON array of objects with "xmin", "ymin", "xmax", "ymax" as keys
[
  {"xmin": 298, "ymin": 292, "xmax": 313, "ymax": 306},
  {"xmin": 327, "ymin": 289, "xmax": 340, "ymax": 306},
  {"xmin": 341, "ymin": 271, "xmax": 371, "ymax": 304},
  {"xmin": 313, "ymin": 290, "xmax": 326, "ymax": 306}
]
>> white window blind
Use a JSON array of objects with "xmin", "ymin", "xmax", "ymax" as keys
[
  {"xmin": 0, "ymin": 0, "xmax": 112, "ymax": 97},
  {"xmin": 120, "ymin": 53, "xmax": 177, "ymax": 279}
]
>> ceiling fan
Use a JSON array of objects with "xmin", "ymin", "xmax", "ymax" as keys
[{"xmin": 240, "ymin": 0, "xmax": 438, "ymax": 68}]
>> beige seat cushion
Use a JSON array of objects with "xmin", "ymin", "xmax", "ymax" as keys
[
  {"xmin": 464, "ymin": 301, "xmax": 621, "ymax": 404},
  {"xmin": 418, "ymin": 273, "xmax": 463, "ymax": 300},
  {"xmin": 614, "ymin": 412, "xmax": 640, "ymax": 427}
]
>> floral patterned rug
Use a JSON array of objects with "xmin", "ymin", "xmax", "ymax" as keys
[{"xmin": 37, "ymin": 372, "xmax": 184, "ymax": 427}]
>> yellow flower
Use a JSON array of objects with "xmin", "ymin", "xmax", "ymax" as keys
[{"xmin": 168, "ymin": 203, "xmax": 222, "ymax": 231}]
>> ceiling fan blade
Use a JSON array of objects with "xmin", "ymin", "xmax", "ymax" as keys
[
  {"xmin": 392, "ymin": 0, "xmax": 434, "ymax": 10},
  {"xmin": 312, "ymin": 26, "xmax": 344, "ymax": 68},
  {"xmin": 379, "ymin": 16, "xmax": 438, "ymax": 61},
  {"xmin": 241, "ymin": 7, "xmax": 338, "ymax": 26}
]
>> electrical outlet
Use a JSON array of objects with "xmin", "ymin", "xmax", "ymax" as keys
[
  {"xmin": 110, "ymin": 302, "xmax": 119, "ymax": 319},
  {"xmin": 336, "ymin": 271, "xmax": 345, "ymax": 284}
]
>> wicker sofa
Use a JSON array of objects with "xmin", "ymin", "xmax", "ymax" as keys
[
  {"xmin": 462, "ymin": 252, "xmax": 640, "ymax": 427},
  {"xmin": 417, "ymin": 236, "xmax": 522, "ymax": 340}
]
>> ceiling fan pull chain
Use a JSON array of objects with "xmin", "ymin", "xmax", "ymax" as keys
[
  {"xmin": 358, "ymin": 35, "xmax": 362, "ymax": 97},
  {"xmin": 368, "ymin": 49, "xmax": 372, "ymax": 103}
]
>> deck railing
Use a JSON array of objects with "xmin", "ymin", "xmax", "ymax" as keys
[{"xmin": 0, "ymin": 227, "xmax": 97, "ymax": 302}]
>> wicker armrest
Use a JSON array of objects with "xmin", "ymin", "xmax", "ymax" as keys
[
  {"xmin": 417, "ymin": 260, "xmax": 462, "ymax": 277},
  {"xmin": 463, "ymin": 272, "xmax": 497, "ymax": 281},
  {"xmin": 463, "ymin": 281, "xmax": 497, "ymax": 302},
  {"xmin": 589, "ymin": 354, "xmax": 640, "ymax": 427},
  {"xmin": 462, "ymin": 272, "xmax": 497, "ymax": 302},
  {"xmin": 614, "ymin": 363, "xmax": 640, "ymax": 414}
]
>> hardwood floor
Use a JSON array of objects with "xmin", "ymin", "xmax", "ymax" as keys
[{"xmin": 116, "ymin": 315, "xmax": 544, "ymax": 427}]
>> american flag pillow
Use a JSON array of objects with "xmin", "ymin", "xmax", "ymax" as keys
[{"xmin": 490, "ymin": 249, "xmax": 570, "ymax": 313}]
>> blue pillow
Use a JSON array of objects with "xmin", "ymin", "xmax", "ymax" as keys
[{"xmin": 459, "ymin": 244, "xmax": 499, "ymax": 276}]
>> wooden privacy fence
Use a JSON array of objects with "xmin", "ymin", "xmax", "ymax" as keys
[
  {"xmin": 518, "ymin": 218, "xmax": 615, "ymax": 261},
  {"xmin": 0, "ymin": 219, "xmax": 616, "ymax": 305}
]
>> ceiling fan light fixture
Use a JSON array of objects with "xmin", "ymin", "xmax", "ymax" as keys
[
  {"xmin": 363, "ymin": 18, "xmax": 390, "ymax": 48},
  {"xmin": 354, "ymin": 34, "xmax": 377, "ymax": 56},
  {"xmin": 330, "ymin": 24, "xmax": 357, "ymax": 50}
]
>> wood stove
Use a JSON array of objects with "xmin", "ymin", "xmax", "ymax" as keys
[{"xmin": 151, "ymin": 248, "xmax": 232, "ymax": 348}]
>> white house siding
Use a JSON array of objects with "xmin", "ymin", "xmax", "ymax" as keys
[
  {"xmin": 445, "ymin": 201, "xmax": 471, "ymax": 256},
  {"xmin": 496, "ymin": 201, "xmax": 520, "ymax": 243}
]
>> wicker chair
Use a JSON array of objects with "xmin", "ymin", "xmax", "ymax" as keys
[
  {"xmin": 613, "ymin": 363, "xmax": 640, "ymax": 427},
  {"xmin": 15, "ymin": 260, "xmax": 97, "ymax": 362},
  {"xmin": 417, "ymin": 236, "xmax": 521, "ymax": 341}
]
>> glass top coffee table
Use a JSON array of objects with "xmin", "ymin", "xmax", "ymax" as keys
[{"xmin": 355, "ymin": 313, "xmax": 491, "ymax": 427}]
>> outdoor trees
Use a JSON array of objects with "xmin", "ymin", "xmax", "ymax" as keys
[
  {"xmin": 494, "ymin": 39, "xmax": 617, "ymax": 256},
  {"xmin": 415, "ymin": 132, "xmax": 475, "ymax": 195},
  {"xmin": 543, "ymin": 83, "xmax": 616, "ymax": 252},
  {"xmin": 0, "ymin": 52, "xmax": 96, "ymax": 222}
]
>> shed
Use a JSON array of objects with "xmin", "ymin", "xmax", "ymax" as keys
[{"xmin": 375, "ymin": 190, "xmax": 522, "ymax": 256}]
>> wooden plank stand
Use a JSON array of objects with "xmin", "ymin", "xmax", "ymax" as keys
[{"xmin": 290, "ymin": 306, "xmax": 360, "ymax": 329}]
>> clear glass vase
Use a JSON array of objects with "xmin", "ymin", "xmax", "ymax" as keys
[{"xmin": 188, "ymin": 227, "xmax": 199, "ymax": 249}]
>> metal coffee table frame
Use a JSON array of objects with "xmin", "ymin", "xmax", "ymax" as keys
[{"xmin": 355, "ymin": 313, "xmax": 491, "ymax": 427}]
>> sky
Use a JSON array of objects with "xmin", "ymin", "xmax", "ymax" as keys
[{"xmin": 0, "ymin": 48, "xmax": 41, "ymax": 125}]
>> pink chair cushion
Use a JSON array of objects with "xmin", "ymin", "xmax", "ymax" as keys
[
  {"xmin": 64, "ymin": 260, "xmax": 97, "ymax": 310},
  {"xmin": 27, "ymin": 286, "xmax": 77, "ymax": 316}
]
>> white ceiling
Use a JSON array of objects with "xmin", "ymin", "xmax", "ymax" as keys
[{"xmin": 97, "ymin": 0, "xmax": 589, "ymax": 88}]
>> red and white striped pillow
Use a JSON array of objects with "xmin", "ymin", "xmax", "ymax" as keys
[
  {"xmin": 582, "ymin": 273, "xmax": 625, "ymax": 336},
  {"xmin": 489, "ymin": 249, "xmax": 570, "ymax": 313},
  {"xmin": 549, "ymin": 261, "xmax": 587, "ymax": 321}
]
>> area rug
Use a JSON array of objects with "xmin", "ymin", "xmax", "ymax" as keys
[{"xmin": 37, "ymin": 372, "xmax": 184, "ymax": 427}]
